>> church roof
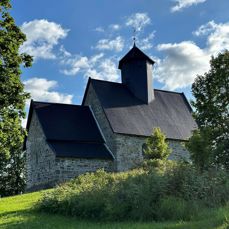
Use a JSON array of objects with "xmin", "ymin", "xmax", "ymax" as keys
[
  {"xmin": 25, "ymin": 101, "xmax": 114, "ymax": 160},
  {"xmin": 82, "ymin": 78, "xmax": 197, "ymax": 140},
  {"xmin": 118, "ymin": 45, "xmax": 155, "ymax": 69}
]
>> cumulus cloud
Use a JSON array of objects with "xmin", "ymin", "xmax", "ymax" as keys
[
  {"xmin": 61, "ymin": 56, "xmax": 90, "ymax": 75},
  {"xmin": 126, "ymin": 13, "xmax": 151, "ymax": 31},
  {"xmin": 138, "ymin": 32, "xmax": 155, "ymax": 50},
  {"xmin": 61, "ymin": 53, "xmax": 104, "ymax": 76},
  {"xmin": 171, "ymin": 0, "xmax": 207, "ymax": 12},
  {"xmin": 60, "ymin": 51, "xmax": 119, "ymax": 82},
  {"xmin": 155, "ymin": 41, "xmax": 209, "ymax": 90},
  {"xmin": 23, "ymin": 77, "xmax": 73, "ymax": 104},
  {"xmin": 21, "ymin": 19, "xmax": 69, "ymax": 59},
  {"xmin": 95, "ymin": 36, "xmax": 124, "ymax": 52},
  {"xmin": 199, "ymin": 21, "xmax": 229, "ymax": 54},
  {"xmin": 155, "ymin": 21, "xmax": 229, "ymax": 90},
  {"xmin": 193, "ymin": 20, "xmax": 217, "ymax": 36},
  {"xmin": 85, "ymin": 58, "xmax": 119, "ymax": 82}
]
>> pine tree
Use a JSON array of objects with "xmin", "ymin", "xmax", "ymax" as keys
[{"xmin": 143, "ymin": 128, "xmax": 171, "ymax": 160}]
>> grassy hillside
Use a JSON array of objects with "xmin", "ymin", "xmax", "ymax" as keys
[{"xmin": 0, "ymin": 190, "xmax": 228, "ymax": 229}]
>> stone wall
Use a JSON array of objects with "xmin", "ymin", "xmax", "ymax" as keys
[
  {"xmin": 83, "ymin": 84, "xmax": 117, "ymax": 169},
  {"xmin": 55, "ymin": 158, "xmax": 113, "ymax": 183},
  {"xmin": 114, "ymin": 134, "xmax": 190, "ymax": 171},
  {"xmin": 26, "ymin": 111, "xmax": 114, "ymax": 190},
  {"xmin": 26, "ymin": 112, "xmax": 56, "ymax": 190},
  {"xmin": 115, "ymin": 134, "xmax": 145, "ymax": 171},
  {"xmin": 168, "ymin": 140, "xmax": 190, "ymax": 161},
  {"xmin": 83, "ymin": 82, "xmax": 190, "ymax": 172}
]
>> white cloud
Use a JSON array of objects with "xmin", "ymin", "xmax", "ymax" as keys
[
  {"xmin": 109, "ymin": 24, "xmax": 121, "ymax": 31},
  {"xmin": 138, "ymin": 32, "xmax": 155, "ymax": 50},
  {"xmin": 94, "ymin": 27, "xmax": 104, "ymax": 33},
  {"xmin": 61, "ymin": 53, "xmax": 104, "ymax": 76},
  {"xmin": 155, "ymin": 21, "xmax": 229, "ymax": 90},
  {"xmin": 95, "ymin": 36, "xmax": 124, "ymax": 52},
  {"xmin": 24, "ymin": 77, "xmax": 73, "ymax": 104},
  {"xmin": 90, "ymin": 53, "xmax": 105, "ymax": 64},
  {"xmin": 202, "ymin": 22, "xmax": 229, "ymax": 54},
  {"xmin": 171, "ymin": 0, "xmax": 207, "ymax": 12},
  {"xmin": 155, "ymin": 41, "xmax": 209, "ymax": 90},
  {"xmin": 126, "ymin": 13, "xmax": 151, "ymax": 31},
  {"xmin": 21, "ymin": 19, "xmax": 69, "ymax": 59},
  {"xmin": 193, "ymin": 20, "xmax": 217, "ymax": 36},
  {"xmin": 60, "ymin": 51, "xmax": 119, "ymax": 82},
  {"xmin": 85, "ymin": 59, "xmax": 119, "ymax": 82},
  {"xmin": 61, "ymin": 56, "xmax": 90, "ymax": 75},
  {"xmin": 59, "ymin": 45, "xmax": 72, "ymax": 57}
]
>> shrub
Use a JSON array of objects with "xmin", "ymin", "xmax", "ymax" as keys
[
  {"xmin": 38, "ymin": 164, "xmax": 229, "ymax": 222},
  {"xmin": 143, "ymin": 128, "xmax": 171, "ymax": 160},
  {"xmin": 185, "ymin": 128, "xmax": 213, "ymax": 171},
  {"xmin": 157, "ymin": 197, "xmax": 201, "ymax": 221}
]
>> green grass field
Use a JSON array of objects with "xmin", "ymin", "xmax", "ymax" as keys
[{"xmin": 0, "ymin": 191, "xmax": 228, "ymax": 229}]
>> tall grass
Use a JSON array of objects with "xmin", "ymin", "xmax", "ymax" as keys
[{"xmin": 38, "ymin": 161, "xmax": 229, "ymax": 221}]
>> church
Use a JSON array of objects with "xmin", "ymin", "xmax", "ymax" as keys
[{"xmin": 24, "ymin": 45, "xmax": 197, "ymax": 191}]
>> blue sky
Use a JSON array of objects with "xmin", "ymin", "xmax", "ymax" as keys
[{"xmin": 10, "ymin": 0, "xmax": 229, "ymax": 125}]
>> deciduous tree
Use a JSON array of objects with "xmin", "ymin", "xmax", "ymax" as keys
[
  {"xmin": 0, "ymin": 0, "xmax": 32, "ymax": 196},
  {"xmin": 189, "ymin": 51, "xmax": 229, "ymax": 169}
]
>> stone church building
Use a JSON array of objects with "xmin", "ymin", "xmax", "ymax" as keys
[{"xmin": 25, "ymin": 45, "xmax": 197, "ymax": 190}]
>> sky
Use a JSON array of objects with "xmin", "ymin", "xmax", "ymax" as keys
[{"xmin": 10, "ymin": 0, "xmax": 229, "ymax": 125}]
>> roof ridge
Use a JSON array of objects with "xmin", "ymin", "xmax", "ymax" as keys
[
  {"xmin": 90, "ymin": 78, "xmax": 122, "ymax": 85},
  {"xmin": 154, "ymin": 89, "xmax": 183, "ymax": 95},
  {"xmin": 33, "ymin": 100, "xmax": 83, "ymax": 107},
  {"xmin": 91, "ymin": 78, "xmax": 183, "ymax": 95}
]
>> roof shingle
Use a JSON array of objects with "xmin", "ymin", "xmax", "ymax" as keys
[
  {"xmin": 25, "ymin": 101, "xmax": 114, "ymax": 160},
  {"xmin": 85, "ymin": 79, "xmax": 197, "ymax": 140}
]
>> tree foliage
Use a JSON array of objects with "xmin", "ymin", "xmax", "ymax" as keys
[
  {"xmin": 189, "ymin": 51, "xmax": 229, "ymax": 170},
  {"xmin": 185, "ymin": 128, "xmax": 212, "ymax": 171},
  {"xmin": 0, "ymin": 0, "xmax": 32, "ymax": 196},
  {"xmin": 143, "ymin": 127, "xmax": 171, "ymax": 160}
]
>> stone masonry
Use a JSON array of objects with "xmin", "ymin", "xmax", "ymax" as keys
[
  {"xmin": 26, "ymin": 84, "xmax": 191, "ymax": 190},
  {"xmin": 83, "ymin": 84, "xmax": 118, "ymax": 167},
  {"xmin": 26, "ymin": 112, "xmax": 56, "ymax": 190},
  {"xmin": 26, "ymin": 112, "xmax": 113, "ymax": 190},
  {"xmin": 83, "ymin": 84, "xmax": 190, "ymax": 172}
]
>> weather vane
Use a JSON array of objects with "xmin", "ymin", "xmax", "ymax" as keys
[{"xmin": 133, "ymin": 27, "xmax": 136, "ymax": 47}]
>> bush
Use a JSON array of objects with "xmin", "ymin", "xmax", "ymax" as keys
[
  {"xmin": 143, "ymin": 128, "xmax": 171, "ymax": 160},
  {"xmin": 38, "ymin": 163, "xmax": 229, "ymax": 221},
  {"xmin": 157, "ymin": 197, "xmax": 201, "ymax": 221}
]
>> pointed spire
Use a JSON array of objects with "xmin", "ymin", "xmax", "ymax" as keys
[{"xmin": 118, "ymin": 45, "xmax": 155, "ymax": 69}]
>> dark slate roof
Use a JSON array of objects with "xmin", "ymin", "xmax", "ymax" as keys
[
  {"xmin": 82, "ymin": 79, "xmax": 198, "ymax": 140},
  {"xmin": 31, "ymin": 101, "xmax": 104, "ymax": 142},
  {"xmin": 118, "ymin": 45, "xmax": 155, "ymax": 69},
  {"xmin": 25, "ymin": 101, "xmax": 114, "ymax": 160},
  {"xmin": 48, "ymin": 141, "xmax": 113, "ymax": 159}
]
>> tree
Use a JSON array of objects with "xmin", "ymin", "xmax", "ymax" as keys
[
  {"xmin": 185, "ymin": 128, "xmax": 212, "ymax": 171},
  {"xmin": 189, "ymin": 51, "xmax": 229, "ymax": 169},
  {"xmin": 0, "ymin": 0, "xmax": 32, "ymax": 196},
  {"xmin": 143, "ymin": 128, "xmax": 171, "ymax": 160}
]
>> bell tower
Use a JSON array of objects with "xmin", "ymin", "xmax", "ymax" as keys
[{"xmin": 118, "ymin": 44, "xmax": 155, "ymax": 104}]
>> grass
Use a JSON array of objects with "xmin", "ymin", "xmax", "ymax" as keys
[{"xmin": 0, "ymin": 190, "xmax": 228, "ymax": 229}]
